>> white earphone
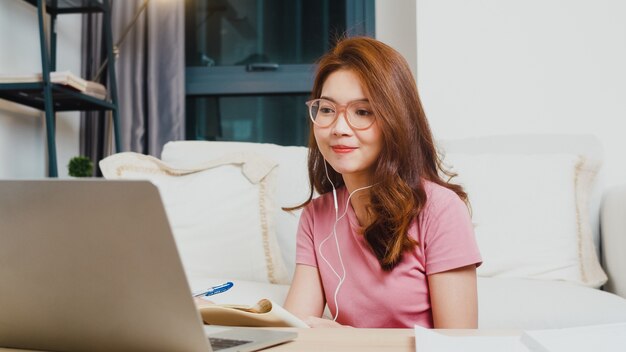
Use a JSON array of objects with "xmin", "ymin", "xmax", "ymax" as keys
[{"xmin": 320, "ymin": 160, "xmax": 372, "ymax": 322}]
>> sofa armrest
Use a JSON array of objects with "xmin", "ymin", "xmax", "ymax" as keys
[{"xmin": 600, "ymin": 184, "xmax": 626, "ymax": 298}]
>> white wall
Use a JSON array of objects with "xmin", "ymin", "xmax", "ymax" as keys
[
  {"xmin": 377, "ymin": 0, "xmax": 626, "ymax": 189},
  {"xmin": 0, "ymin": 1, "xmax": 81, "ymax": 178},
  {"xmin": 3, "ymin": 1, "xmax": 625, "ymax": 185},
  {"xmin": 417, "ymin": 0, "xmax": 626, "ymax": 189},
  {"xmin": 375, "ymin": 0, "xmax": 418, "ymax": 79}
]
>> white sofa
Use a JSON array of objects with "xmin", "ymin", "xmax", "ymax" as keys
[{"xmin": 100, "ymin": 134, "xmax": 626, "ymax": 329}]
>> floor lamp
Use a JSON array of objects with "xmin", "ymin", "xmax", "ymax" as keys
[{"xmin": 94, "ymin": 0, "xmax": 149, "ymax": 82}]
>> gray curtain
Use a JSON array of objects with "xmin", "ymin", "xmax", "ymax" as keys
[
  {"xmin": 81, "ymin": 0, "xmax": 185, "ymax": 174},
  {"xmin": 80, "ymin": 11, "xmax": 106, "ymax": 172}
]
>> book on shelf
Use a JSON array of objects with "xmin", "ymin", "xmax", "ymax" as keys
[
  {"xmin": 50, "ymin": 71, "xmax": 89, "ymax": 91},
  {"xmin": 197, "ymin": 298, "xmax": 309, "ymax": 328},
  {"xmin": 0, "ymin": 71, "xmax": 107, "ymax": 100},
  {"xmin": 81, "ymin": 81, "xmax": 108, "ymax": 100}
]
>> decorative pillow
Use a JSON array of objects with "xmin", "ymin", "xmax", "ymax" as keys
[
  {"xmin": 99, "ymin": 152, "xmax": 290, "ymax": 285},
  {"xmin": 160, "ymin": 141, "xmax": 311, "ymax": 278},
  {"xmin": 443, "ymin": 152, "xmax": 607, "ymax": 287}
]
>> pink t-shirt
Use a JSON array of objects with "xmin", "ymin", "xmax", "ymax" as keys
[{"xmin": 295, "ymin": 180, "xmax": 482, "ymax": 328}]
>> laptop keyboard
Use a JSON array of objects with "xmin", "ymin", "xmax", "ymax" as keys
[{"xmin": 209, "ymin": 337, "xmax": 252, "ymax": 351}]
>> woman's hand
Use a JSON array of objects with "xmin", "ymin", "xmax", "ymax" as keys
[{"xmin": 304, "ymin": 316, "xmax": 351, "ymax": 328}]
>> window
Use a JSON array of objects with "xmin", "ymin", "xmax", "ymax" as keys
[{"xmin": 184, "ymin": 0, "xmax": 375, "ymax": 146}]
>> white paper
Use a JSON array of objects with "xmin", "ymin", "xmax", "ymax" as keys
[
  {"xmin": 414, "ymin": 326, "xmax": 530, "ymax": 352},
  {"xmin": 268, "ymin": 299, "xmax": 310, "ymax": 328}
]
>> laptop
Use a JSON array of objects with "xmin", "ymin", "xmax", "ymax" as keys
[{"xmin": 0, "ymin": 180, "xmax": 297, "ymax": 352}]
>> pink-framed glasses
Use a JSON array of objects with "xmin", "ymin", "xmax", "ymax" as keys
[{"xmin": 305, "ymin": 98, "xmax": 376, "ymax": 130}]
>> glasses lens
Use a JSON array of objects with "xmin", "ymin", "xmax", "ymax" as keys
[
  {"xmin": 309, "ymin": 99, "xmax": 336, "ymax": 127},
  {"xmin": 347, "ymin": 101, "xmax": 375, "ymax": 129},
  {"xmin": 307, "ymin": 99, "xmax": 376, "ymax": 129}
]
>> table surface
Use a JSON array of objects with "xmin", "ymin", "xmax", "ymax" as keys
[
  {"xmin": 265, "ymin": 328, "xmax": 521, "ymax": 351},
  {"xmin": 0, "ymin": 328, "xmax": 521, "ymax": 352}
]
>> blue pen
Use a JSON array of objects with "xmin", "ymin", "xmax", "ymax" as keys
[{"xmin": 193, "ymin": 282, "xmax": 234, "ymax": 297}]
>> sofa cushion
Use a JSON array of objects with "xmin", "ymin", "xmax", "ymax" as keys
[
  {"xmin": 444, "ymin": 152, "xmax": 607, "ymax": 287},
  {"xmin": 99, "ymin": 152, "xmax": 289, "ymax": 284},
  {"xmin": 439, "ymin": 134, "xmax": 604, "ymax": 247},
  {"xmin": 161, "ymin": 141, "xmax": 310, "ymax": 278},
  {"xmin": 478, "ymin": 277, "xmax": 626, "ymax": 329}
]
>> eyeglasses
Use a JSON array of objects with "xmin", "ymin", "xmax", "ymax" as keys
[{"xmin": 306, "ymin": 98, "xmax": 376, "ymax": 130}]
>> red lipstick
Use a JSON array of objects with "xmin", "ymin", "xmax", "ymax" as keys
[{"xmin": 331, "ymin": 145, "xmax": 357, "ymax": 154}]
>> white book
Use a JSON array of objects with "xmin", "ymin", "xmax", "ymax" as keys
[
  {"xmin": 414, "ymin": 326, "xmax": 529, "ymax": 352},
  {"xmin": 521, "ymin": 322, "xmax": 626, "ymax": 352},
  {"xmin": 50, "ymin": 71, "xmax": 88, "ymax": 91}
]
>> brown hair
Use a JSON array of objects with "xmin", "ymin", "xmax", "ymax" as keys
[{"xmin": 294, "ymin": 36, "xmax": 467, "ymax": 271}]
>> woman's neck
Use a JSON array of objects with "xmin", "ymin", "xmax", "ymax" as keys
[{"xmin": 343, "ymin": 175, "xmax": 374, "ymax": 228}]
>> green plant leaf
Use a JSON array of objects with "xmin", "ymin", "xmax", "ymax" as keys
[{"xmin": 68, "ymin": 156, "xmax": 94, "ymax": 177}]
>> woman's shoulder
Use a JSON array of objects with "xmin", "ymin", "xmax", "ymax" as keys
[{"xmin": 421, "ymin": 179, "xmax": 466, "ymax": 213}]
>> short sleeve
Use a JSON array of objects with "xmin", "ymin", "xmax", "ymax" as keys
[
  {"xmin": 421, "ymin": 190, "xmax": 482, "ymax": 275},
  {"xmin": 295, "ymin": 204, "xmax": 318, "ymax": 267}
]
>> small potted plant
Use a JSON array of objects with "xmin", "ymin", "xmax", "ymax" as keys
[{"xmin": 67, "ymin": 156, "xmax": 94, "ymax": 177}]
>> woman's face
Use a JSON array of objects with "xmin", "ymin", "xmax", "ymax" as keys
[{"xmin": 314, "ymin": 69, "xmax": 383, "ymax": 183}]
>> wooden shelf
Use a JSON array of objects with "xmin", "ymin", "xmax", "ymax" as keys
[
  {"xmin": 0, "ymin": 82, "xmax": 114, "ymax": 111},
  {"xmin": 22, "ymin": 0, "xmax": 105, "ymax": 14},
  {"xmin": 13, "ymin": 0, "xmax": 120, "ymax": 177}
]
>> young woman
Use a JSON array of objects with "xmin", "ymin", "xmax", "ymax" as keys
[{"xmin": 284, "ymin": 37, "xmax": 482, "ymax": 329}]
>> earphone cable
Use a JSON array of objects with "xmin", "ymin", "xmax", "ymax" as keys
[{"xmin": 317, "ymin": 172, "xmax": 373, "ymax": 321}]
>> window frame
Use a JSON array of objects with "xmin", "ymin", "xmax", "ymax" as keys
[{"xmin": 184, "ymin": 0, "xmax": 376, "ymax": 142}]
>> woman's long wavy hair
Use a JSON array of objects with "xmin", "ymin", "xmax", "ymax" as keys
[{"xmin": 293, "ymin": 36, "xmax": 467, "ymax": 271}]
